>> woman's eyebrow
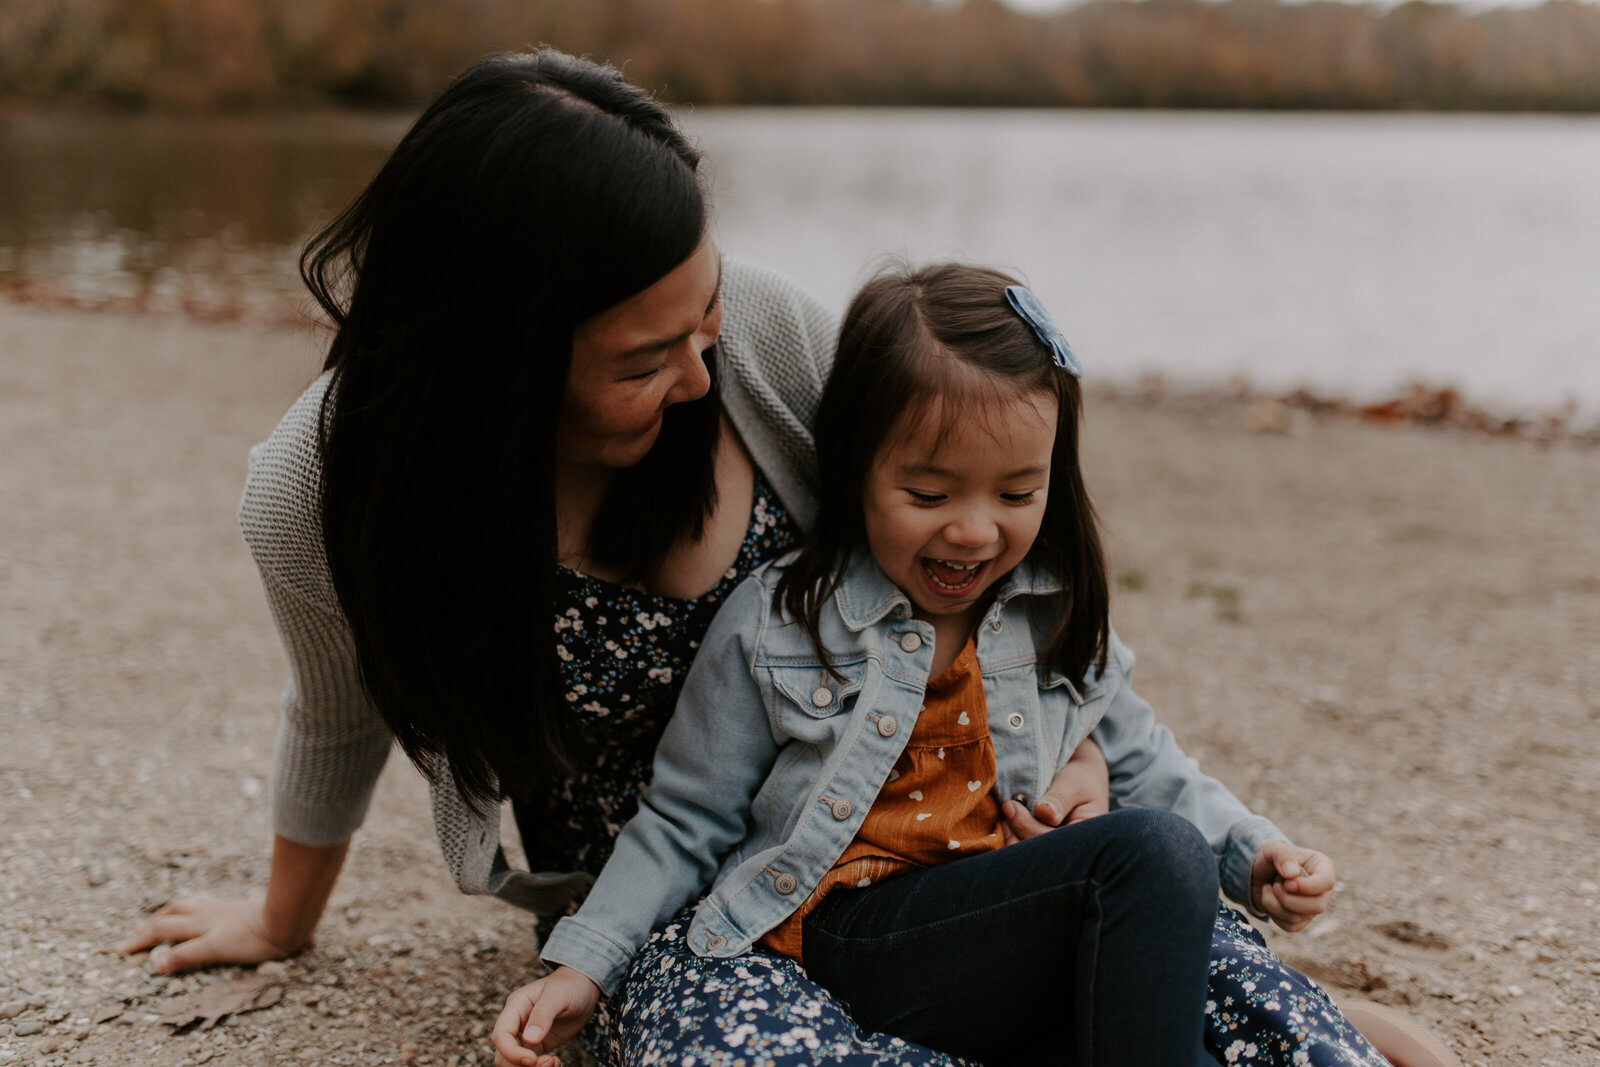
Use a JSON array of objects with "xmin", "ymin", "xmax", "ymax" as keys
[{"xmin": 616, "ymin": 263, "xmax": 724, "ymax": 359}]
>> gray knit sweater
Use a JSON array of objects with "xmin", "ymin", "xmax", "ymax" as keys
[{"xmin": 239, "ymin": 256, "xmax": 837, "ymax": 914}]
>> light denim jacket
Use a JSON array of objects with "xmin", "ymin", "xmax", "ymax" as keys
[{"xmin": 539, "ymin": 550, "xmax": 1286, "ymax": 995}]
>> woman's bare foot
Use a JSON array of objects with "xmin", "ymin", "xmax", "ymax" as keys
[{"xmin": 1338, "ymin": 998, "xmax": 1462, "ymax": 1067}]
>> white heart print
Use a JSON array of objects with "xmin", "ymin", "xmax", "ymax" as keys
[
  {"xmin": 947, "ymin": 840, "xmax": 960, "ymax": 850},
  {"xmin": 916, "ymin": 813, "xmax": 932, "ymax": 821},
  {"xmin": 967, "ymin": 780, "xmax": 982, "ymax": 792},
  {"xmin": 956, "ymin": 711, "xmax": 970, "ymax": 725},
  {"xmin": 908, "ymin": 790, "xmax": 924, "ymax": 801}
]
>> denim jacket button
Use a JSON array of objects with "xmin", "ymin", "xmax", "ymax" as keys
[
  {"xmin": 773, "ymin": 872, "xmax": 798, "ymax": 895},
  {"xmin": 898, "ymin": 632, "xmax": 922, "ymax": 653},
  {"xmin": 1012, "ymin": 793, "xmax": 1029, "ymax": 807},
  {"xmin": 1007, "ymin": 712, "xmax": 1025, "ymax": 729},
  {"xmin": 877, "ymin": 715, "xmax": 899, "ymax": 738},
  {"xmin": 811, "ymin": 686, "xmax": 833, "ymax": 708},
  {"xmin": 705, "ymin": 933, "xmax": 728, "ymax": 952},
  {"xmin": 830, "ymin": 798, "xmax": 853, "ymax": 820}
]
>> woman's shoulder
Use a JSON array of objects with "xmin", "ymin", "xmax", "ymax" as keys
[
  {"xmin": 237, "ymin": 369, "xmax": 340, "ymax": 610},
  {"xmin": 715, "ymin": 257, "xmax": 838, "ymax": 530},
  {"xmin": 717, "ymin": 255, "xmax": 836, "ymax": 388}
]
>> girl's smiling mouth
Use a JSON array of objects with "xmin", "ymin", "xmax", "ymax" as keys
[{"xmin": 921, "ymin": 557, "xmax": 989, "ymax": 595}]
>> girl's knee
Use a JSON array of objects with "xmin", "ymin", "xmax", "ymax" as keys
[{"xmin": 1108, "ymin": 807, "xmax": 1219, "ymax": 900}]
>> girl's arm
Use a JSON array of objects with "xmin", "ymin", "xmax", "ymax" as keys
[
  {"xmin": 532, "ymin": 574, "xmax": 784, "ymax": 996},
  {"xmin": 1090, "ymin": 628, "xmax": 1285, "ymax": 908}
]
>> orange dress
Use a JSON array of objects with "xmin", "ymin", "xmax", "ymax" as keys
[{"xmin": 761, "ymin": 634, "xmax": 1004, "ymax": 963}]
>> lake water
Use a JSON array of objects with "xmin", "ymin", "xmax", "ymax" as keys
[{"xmin": 3, "ymin": 109, "xmax": 1597, "ymax": 417}]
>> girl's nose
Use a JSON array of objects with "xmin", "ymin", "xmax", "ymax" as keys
[{"xmin": 944, "ymin": 511, "xmax": 999, "ymax": 548}]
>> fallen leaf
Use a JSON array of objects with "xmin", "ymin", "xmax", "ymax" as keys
[{"xmin": 158, "ymin": 976, "xmax": 284, "ymax": 1031}]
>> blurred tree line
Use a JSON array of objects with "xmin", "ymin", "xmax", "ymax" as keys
[{"xmin": 3, "ymin": 0, "xmax": 1599, "ymax": 111}]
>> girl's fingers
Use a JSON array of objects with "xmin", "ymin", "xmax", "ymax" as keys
[
  {"xmin": 492, "ymin": 991, "xmax": 540, "ymax": 1065},
  {"xmin": 521, "ymin": 991, "xmax": 564, "ymax": 1046}
]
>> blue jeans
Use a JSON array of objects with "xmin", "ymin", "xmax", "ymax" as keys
[{"xmin": 800, "ymin": 807, "xmax": 1219, "ymax": 1066}]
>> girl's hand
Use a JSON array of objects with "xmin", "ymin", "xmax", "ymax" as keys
[
  {"xmin": 1000, "ymin": 737, "xmax": 1110, "ymax": 844},
  {"xmin": 118, "ymin": 896, "xmax": 300, "ymax": 973},
  {"xmin": 1249, "ymin": 842, "xmax": 1336, "ymax": 932},
  {"xmin": 492, "ymin": 966, "xmax": 601, "ymax": 1067}
]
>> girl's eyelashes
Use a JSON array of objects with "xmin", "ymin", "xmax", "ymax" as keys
[{"xmin": 904, "ymin": 489, "xmax": 1042, "ymax": 505}]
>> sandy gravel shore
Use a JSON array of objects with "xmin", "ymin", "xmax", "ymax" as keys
[{"xmin": 2, "ymin": 303, "xmax": 1597, "ymax": 1067}]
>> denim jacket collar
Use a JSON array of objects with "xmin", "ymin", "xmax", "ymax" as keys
[{"xmin": 831, "ymin": 548, "xmax": 1064, "ymax": 633}]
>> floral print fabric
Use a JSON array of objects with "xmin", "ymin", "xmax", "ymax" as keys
[
  {"xmin": 1207, "ymin": 903, "xmax": 1391, "ymax": 1066},
  {"xmin": 590, "ymin": 903, "xmax": 1391, "ymax": 1066},
  {"xmin": 519, "ymin": 471, "xmax": 798, "ymax": 876}
]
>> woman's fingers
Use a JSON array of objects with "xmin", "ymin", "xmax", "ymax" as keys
[
  {"xmin": 1000, "ymin": 800, "xmax": 1053, "ymax": 841},
  {"xmin": 118, "ymin": 912, "xmax": 207, "ymax": 954}
]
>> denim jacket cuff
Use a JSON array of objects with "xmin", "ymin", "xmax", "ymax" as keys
[
  {"xmin": 1220, "ymin": 814, "xmax": 1288, "ymax": 911},
  {"xmin": 537, "ymin": 915, "xmax": 637, "ymax": 997}
]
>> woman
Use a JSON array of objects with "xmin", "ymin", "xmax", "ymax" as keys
[
  {"xmin": 118, "ymin": 47, "xmax": 978, "ymax": 1062},
  {"xmin": 121, "ymin": 48, "xmax": 1452, "ymax": 1067}
]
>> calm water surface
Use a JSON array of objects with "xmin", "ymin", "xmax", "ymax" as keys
[{"xmin": 3, "ymin": 109, "xmax": 1597, "ymax": 415}]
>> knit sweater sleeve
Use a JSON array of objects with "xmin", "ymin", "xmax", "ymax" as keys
[
  {"xmin": 239, "ymin": 373, "xmax": 393, "ymax": 847},
  {"xmin": 715, "ymin": 255, "xmax": 838, "ymax": 531}
]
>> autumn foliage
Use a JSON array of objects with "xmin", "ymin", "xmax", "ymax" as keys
[{"xmin": 3, "ymin": 0, "xmax": 1599, "ymax": 110}]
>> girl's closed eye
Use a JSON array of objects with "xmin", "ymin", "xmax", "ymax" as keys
[
  {"xmin": 906, "ymin": 489, "xmax": 946, "ymax": 505},
  {"xmin": 1001, "ymin": 490, "xmax": 1038, "ymax": 504}
]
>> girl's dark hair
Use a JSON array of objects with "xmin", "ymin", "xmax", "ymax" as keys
[
  {"xmin": 776, "ymin": 263, "xmax": 1110, "ymax": 685},
  {"xmin": 302, "ymin": 49, "xmax": 713, "ymax": 809}
]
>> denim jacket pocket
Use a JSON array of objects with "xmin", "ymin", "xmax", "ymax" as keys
[{"xmin": 770, "ymin": 663, "xmax": 865, "ymax": 717}]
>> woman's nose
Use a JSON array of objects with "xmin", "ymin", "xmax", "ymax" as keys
[{"xmin": 665, "ymin": 339, "xmax": 712, "ymax": 406}]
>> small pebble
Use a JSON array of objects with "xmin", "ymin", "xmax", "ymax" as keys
[
  {"xmin": 0, "ymin": 1002, "xmax": 25, "ymax": 1020},
  {"xmin": 1507, "ymin": 984, "xmax": 1525, "ymax": 997},
  {"xmin": 15, "ymin": 1019, "xmax": 45, "ymax": 1036},
  {"xmin": 255, "ymin": 961, "xmax": 290, "ymax": 979}
]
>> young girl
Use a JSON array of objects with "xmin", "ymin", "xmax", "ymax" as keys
[{"xmin": 493, "ymin": 265, "xmax": 1368, "ymax": 1066}]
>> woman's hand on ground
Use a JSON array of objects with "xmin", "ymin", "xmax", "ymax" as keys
[
  {"xmin": 999, "ymin": 737, "xmax": 1110, "ymax": 844},
  {"xmin": 117, "ymin": 896, "xmax": 300, "ymax": 973},
  {"xmin": 1250, "ymin": 842, "xmax": 1337, "ymax": 932},
  {"xmin": 492, "ymin": 966, "xmax": 601, "ymax": 1067}
]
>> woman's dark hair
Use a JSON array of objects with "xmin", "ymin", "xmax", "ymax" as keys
[
  {"xmin": 301, "ymin": 49, "xmax": 714, "ymax": 809},
  {"xmin": 776, "ymin": 263, "xmax": 1110, "ymax": 685}
]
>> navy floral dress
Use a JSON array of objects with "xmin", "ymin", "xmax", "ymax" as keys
[{"xmin": 520, "ymin": 471, "xmax": 1389, "ymax": 1066}]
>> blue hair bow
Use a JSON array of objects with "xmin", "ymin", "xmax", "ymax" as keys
[{"xmin": 1005, "ymin": 285, "xmax": 1083, "ymax": 378}]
